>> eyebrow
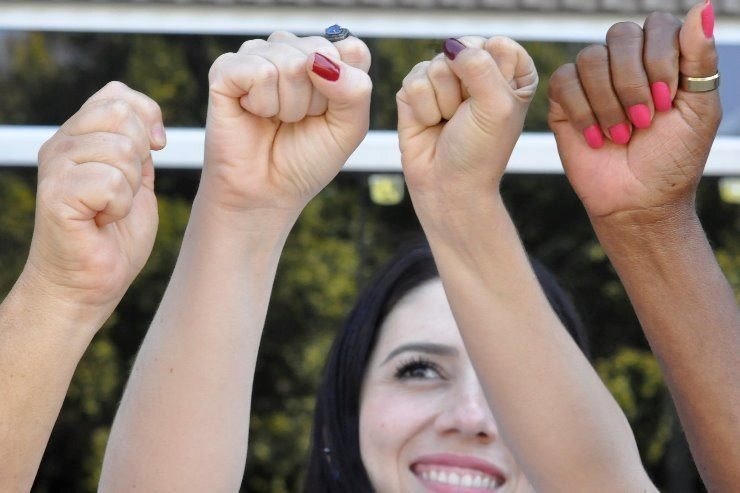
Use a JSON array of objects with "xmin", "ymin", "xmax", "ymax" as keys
[{"xmin": 381, "ymin": 343, "xmax": 459, "ymax": 366}]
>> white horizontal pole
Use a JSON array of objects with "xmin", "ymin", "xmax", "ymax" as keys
[
  {"xmin": 1, "ymin": 126, "xmax": 738, "ymax": 176},
  {"xmin": 1, "ymin": 3, "xmax": 740, "ymax": 43}
]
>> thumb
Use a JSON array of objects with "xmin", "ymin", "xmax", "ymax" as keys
[
  {"xmin": 306, "ymin": 52, "xmax": 372, "ymax": 151},
  {"xmin": 442, "ymin": 39, "xmax": 526, "ymax": 135},
  {"xmin": 677, "ymin": 1, "xmax": 720, "ymax": 103}
]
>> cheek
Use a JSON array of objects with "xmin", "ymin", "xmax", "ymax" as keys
[{"xmin": 359, "ymin": 388, "xmax": 436, "ymax": 490}]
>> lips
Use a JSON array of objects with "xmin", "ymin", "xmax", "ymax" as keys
[{"xmin": 411, "ymin": 454, "xmax": 506, "ymax": 492}]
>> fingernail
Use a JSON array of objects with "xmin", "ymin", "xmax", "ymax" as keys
[
  {"xmin": 151, "ymin": 123, "xmax": 167, "ymax": 148},
  {"xmin": 443, "ymin": 38, "xmax": 466, "ymax": 60},
  {"xmin": 312, "ymin": 53, "xmax": 340, "ymax": 82},
  {"xmin": 651, "ymin": 82, "xmax": 672, "ymax": 112},
  {"xmin": 627, "ymin": 104, "xmax": 652, "ymax": 129},
  {"xmin": 609, "ymin": 122, "xmax": 632, "ymax": 145},
  {"xmin": 702, "ymin": 0, "xmax": 715, "ymax": 39},
  {"xmin": 583, "ymin": 124, "xmax": 604, "ymax": 149}
]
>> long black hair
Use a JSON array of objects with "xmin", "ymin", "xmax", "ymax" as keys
[{"xmin": 303, "ymin": 241, "xmax": 589, "ymax": 492}]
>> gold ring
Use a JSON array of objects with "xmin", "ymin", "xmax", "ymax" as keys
[{"xmin": 680, "ymin": 72, "xmax": 720, "ymax": 92}]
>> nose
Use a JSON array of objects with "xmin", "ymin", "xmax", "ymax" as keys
[{"xmin": 434, "ymin": 384, "xmax": 498, "ymax": 443}]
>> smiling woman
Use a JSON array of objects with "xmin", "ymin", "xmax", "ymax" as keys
[{"xmin": 306, "ymin": 242, "xmax": 589, "ymax": 492}]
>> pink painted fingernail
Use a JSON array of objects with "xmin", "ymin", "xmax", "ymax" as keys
[
  {"xmin": 627, "ymin": 104, "xmax": 652, "ymax": 129},
  {"xmin": 583, "ymin": 124, "xmax": 604, "ymax": 149},
  {"xmin": 443, "ymin": 38, "xmax": 466, "ymax": 60},
  {"xmin": 651, "ymin": 82, "xmax": 672, "ymax": 112},
  {"xmin": 609, "ymin": 122, "xmax": 632, "ymax": 145},
  {"xmin": 702, "ymin": 0, "xmax": 715, "ymax": 39},
  {"xmin": 312, "ymin": 53, "xmax": 340, "ymax": 81}
]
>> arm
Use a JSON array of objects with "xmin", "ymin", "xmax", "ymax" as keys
[
  {"xmin": 548, "ymin": 3, "xmax": 740, "ymax": 489},
  {"xmin": 99, "ymin": 33, "xmax": 372, "ymax": 491},
  {"xmin": 397, "ymin": 37, "xmax": 656, "ymax": 491},
  {"xmin": 0, "ymin": 82, "xmax": 164, "ymax": 491}
]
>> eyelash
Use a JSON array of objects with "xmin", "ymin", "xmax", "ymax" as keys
[{"xmin": 394, "ymin": 356, "xmax": 446, "ymax": 381}]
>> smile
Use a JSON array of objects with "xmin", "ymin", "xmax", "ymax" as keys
[
  {"xmin": 411, "ymin": 459, "xmax": 506, "ymax": 492},
  {"xmin": 419, "ymin": 467, "xmax": 502, "ymax": 490}
]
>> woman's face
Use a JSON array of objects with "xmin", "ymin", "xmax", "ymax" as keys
[{"xmin": 359, "ymin": 279, "xmax": 534, "ymax": 493}]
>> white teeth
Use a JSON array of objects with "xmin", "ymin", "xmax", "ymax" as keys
[
  {"xmin": 419, "ymin": 469, "xmax": 500, "ymax": 490},
  {"xmin": 449, "ymin": 472, "xmax": 460, "ymax": 486}
]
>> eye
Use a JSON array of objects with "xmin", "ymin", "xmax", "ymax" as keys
[{"xmin": 394, "ymin": 356, "xmax": 446, "ymax": 381}]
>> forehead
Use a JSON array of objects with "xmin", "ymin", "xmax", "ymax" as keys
[{"xmin": 373, "ymin": 279, "xmax": 464, "ymax": 353}]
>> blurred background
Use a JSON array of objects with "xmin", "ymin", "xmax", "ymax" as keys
[{"xmin": 0, "ymin": 1, "xmax": 739, "ymax": 491}]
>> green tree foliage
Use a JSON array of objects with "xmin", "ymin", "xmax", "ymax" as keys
[{"xmin": 0, "ymin": 32, "xmax": 737, "ymax": 492}]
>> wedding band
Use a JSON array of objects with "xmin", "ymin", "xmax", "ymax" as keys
[
  {"xmin": 680, "ymin": 72, "xmax": 720, "ymax": 92},
  {"xmin": 324, "ymin": 24, "xmax": 352, "ymax": 42}
]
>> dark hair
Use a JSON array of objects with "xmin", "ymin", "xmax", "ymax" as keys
[{"xmin": 303, "ymin": 241, "xmax": 589, "ymax": 492}]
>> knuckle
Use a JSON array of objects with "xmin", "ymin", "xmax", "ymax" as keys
[
  {"xmin": 38, "ymin": 138, "xmax": 57, "ymax": 162},
  {"xmin": 239, "ymin": 38, "xmax": 267, "ymax": 53},
  {"xmin": 548, "ymin": 64, "xmax": 577, "ymax": 100},
  {"xmin": 107, "ymin": 99, "xmax": 135, "ymax": 124},
  {"xmin": 645, "ymin": 11, "xmax": 682, "ymax": 30},
  {"xmin": 282, "ymin": 56, "xmax": 308, "ymax": 81},
  {"xmin": 105, "ymin": 167, "xmax": 130, "ymax": 194},
  {"xmin": 208, "ymin": 52, "xmax": 236, "ymax": 85},
  {"xmin": 116, "ymin": 136, "xmax": 140, "ymax": 162},
  {"xmin": 253, "ymin": 61, "xmax": 279, "ymax": 85},
  {"xmin": 428, "ymin": 59, "xmax": 450, "ymax": 80},
  {"xmin": 606, "ymin": 21, "xmax": 643, "ymax": 43},
  {"xmin": 338, "ymin": 38, "xmax": 370, "ymax": 66},
  {"xmin": 576, "ymin": 45, "xmax": 608, "ymax": 69},
  {"xmin": 102, "ymin": 80, "xmax": 130, "ymax": 96},
  {"xmin": 267, "ymin": 30, "xmax": 293, "ymax": 41},
  {"xmin": 405, "ymin": 76, "xmax": 431, "ymax": 98},
  {"xmin": 143, "ymin": 98, "xmax": 163, "ymax": 122},
  {"xmin": 485, "ymin": 35, "xmax": 519, "ymax": 54},
  {"xmin": 461, "ymin": 49, "xmax": 495, "ymax": 80}
]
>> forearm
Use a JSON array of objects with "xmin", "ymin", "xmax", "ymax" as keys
[
  {"xmin": 0, "ymin": 271, "xmax": 104, "ymax": 492},
  {"xmin": 594, "ymin": 209, "xmax": 740, "ymax": 490},
  {"xmin": 411, "ymin": 191, "xmax": 654, "ymax": 492},
  {"xmin": 100, "ymin": 196, "xmax": 297, "ymax": 492}
]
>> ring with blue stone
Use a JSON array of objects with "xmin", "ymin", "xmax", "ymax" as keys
[{"xmin": 324, "ymin": 24, "xmax": 352, "ymax": 42}]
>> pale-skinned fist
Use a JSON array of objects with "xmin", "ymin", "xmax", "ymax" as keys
[
  {"xmin": 25, "ymin": 81, "xmax": 165, "ymax": 311},
  {"xmin": 200, "ymin": 32, "xmax": 372, "ymax": 214},
  {"xmin": 397, "ymin": 36, "xmax": 538, "ymax": 204}
]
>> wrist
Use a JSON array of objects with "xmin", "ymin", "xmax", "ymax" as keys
[
  {"xmin": 591, "ymin": 202, "xmax": 701, "ymax": 255},
  {"xmin": 188, "ymin": 192, "xmax": 298, "ymax": 256},
  {"xmin": 7, "ymin": 267, "xmax": 109, "ymax": 347},
  {"xmin": 410, "ymin": 188, "xmax": 508, "ymax": 244}
]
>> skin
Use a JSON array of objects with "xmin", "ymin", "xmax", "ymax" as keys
[
  {"xmin": 360, "ymin": 279, "xmax": 534, "ymax": 492},
  {"xmin": 549, "ymin": 3, "xmax": 740, "ymax": 490},
  {"xmin": 398, "ymin": 37, "xmax": 656, "ymax": 491},
  {"xmin": 99, "ymin": 33, "xmax": 373, "ymax": 491},
  {"xmin": 0, "ymin": 82, "xmax": 165, "ymax": 492},
  {"xmin": 102, "ymin": 31, "xmax": 658, "ymax": 492}
]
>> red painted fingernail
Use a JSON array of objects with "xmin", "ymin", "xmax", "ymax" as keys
[
  {"xmin": 627, "ymin": 104, "xmax": 652, "ymax": 129},
  {"xmin": 609, "ymin": 122, "xmax": 632, "ymax": 145},
  {"xmin": 443, "ymin": 38, "xmax": 466, "ymax": 60},
  {"xmin": 583, "ymin": 124, "xmax": 604, "ymax": 149},
  {"xmin": 312, "ymin": 53, "xmax": 340, "ymax": 81},
  {"xmin": 651, "ymin": 82, "xmax": 672, "ymax": 112},
  {"xmin": 702, "ymin": 0, "xmax": 715, "ymax": 39}
]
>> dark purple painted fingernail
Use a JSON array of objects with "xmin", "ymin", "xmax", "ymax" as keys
[{"xmin": 443, "ymin": 38, "xmax": 466, "ymax": 60}]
